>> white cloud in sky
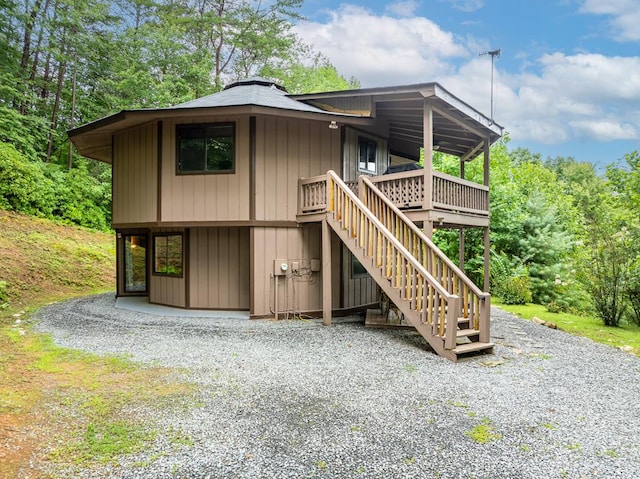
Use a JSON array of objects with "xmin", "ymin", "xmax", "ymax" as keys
[
  {"xmin": 579, "ymin": 0, "xmax": 640, "ymax": 42},
  {"xmin": 385, "ymin": 0, "xmax": 420, "ymax": 17},
  {"xmin": 294, "ymin": 5, "xmax": 469, "ymax": 86},
  {"xmin": 295, "ymin": 4, "xmax": 640, "ymax": 145},
  {"xmin": 439, "ymin": 0, "xmax": 484, "ymax": 13}
]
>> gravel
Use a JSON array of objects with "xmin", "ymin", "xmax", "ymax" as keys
[{"xmin": 33, "ymin": 293, "xmax": 640, "ymax": 479}]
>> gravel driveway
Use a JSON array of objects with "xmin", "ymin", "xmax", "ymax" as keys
[{"xmin": 34, "ymin": 293, "xmax": 640, "ymax": 479}]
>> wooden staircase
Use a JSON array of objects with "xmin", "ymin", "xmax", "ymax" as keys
[{"xmin": 325, "ymin": 171, "xmax": 493, "ymax": 362}]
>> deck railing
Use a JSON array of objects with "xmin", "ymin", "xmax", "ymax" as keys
[
  {"xmin": 360, "ymin": 175, "xmax": 490, "ymax": 340},
  {"xmin": 327, "ymin": 171, "xmax": 459, "ymax": 349},
  {"xmin": 368, "ymin": 170, "xmax": 424, "ymax": 208},
  {"xmin": 432, "ymin": 171, "xmax": 489, "ymax": 215},
  {"xmin": 300, "ymin": 170, "xmax": 489, "ymax": 216},
  {"xmin": 298, "ymin": 176, "xmax": 327, "ymax": 214}
]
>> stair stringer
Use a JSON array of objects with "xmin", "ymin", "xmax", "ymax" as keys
[{"xmin": 326, "ymin": 215, "xmax": 456, "ymax": 362}]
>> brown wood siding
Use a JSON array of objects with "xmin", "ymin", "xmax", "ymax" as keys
[
  {"xmin": 341, "ymin": 247, "xmax": 379, "ymax": 308},
  {"xmin": 160, "ymin": 116, "xmax": 251, "ymax": 222},
  {"xmin": 189, "ymin": 227, "xmax": 250, "ymax": 309},
  {"xmin": 340, "ymin": 128, "xmax": 384, "ymax": 306},
  {"xmin": 254, "ymin": 116, "xmax": 341, "ymax": 222},
  {"xmin": 250, "ymin": 225, "xmax": 339, "ymax": 317},
  {"xmin": 112, "ymin": 122, "xmax": 158, "ymax": 225},
  {"xmin": 342, "ymin": 127, "xmax": 389, "ymax": 180}
]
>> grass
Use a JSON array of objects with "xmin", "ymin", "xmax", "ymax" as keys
[
  {"xmin": 0, "ymin": 209, "xmax": 195, "ymax": 476},
  {"xmin": 464, "ymin": 419, "xmax": 502, "ymax": 444},
  {"xmin": 494, "ymin": 302, "xmax": 640, "ymax": 356}
]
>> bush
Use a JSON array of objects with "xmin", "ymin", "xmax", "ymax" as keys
[
  {"xmin": 0, "ymin": 142, "xmax": 58, "ymax": 217},
  {"xmin": 497, "ymin": 276, "xmax": 533, "ymax": 305},
  {"xmin": 0, "ymin": 142, "xmax": 111, "ymax": 231},
  {"xmin": 490, "ymin": 252, "xmax": 533, "ymax": 305}
]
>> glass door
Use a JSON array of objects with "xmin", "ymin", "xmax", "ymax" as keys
[{"xmin": 123, "ymin": 234, "xmax": 147, "ymax": 293}]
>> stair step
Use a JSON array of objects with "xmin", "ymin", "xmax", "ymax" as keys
[
  {"xmin": 456, "ymin": 328, "xmax": 480, "ymax": 338},
  {"xmin": 457, "ymin": 318, "xmax": 471, "ymax": 328},
  {"xmin": 452, "ymin": 342, "xmax": 494, "ymax": 355}
]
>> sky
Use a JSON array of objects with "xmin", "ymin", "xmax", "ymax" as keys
[{"xmin": 292, "ymin": 0, "xmax": 640, "ymax": 168}]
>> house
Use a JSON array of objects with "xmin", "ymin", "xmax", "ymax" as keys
[{"xmin": 68, "ymin": 77, "xmax": 502, "ymax": 361}]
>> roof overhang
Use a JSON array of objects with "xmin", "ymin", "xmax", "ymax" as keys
[
  {"xmin": 68, "ymin": 105, "xmax": 372, "ymax": 163},
  {"xmin": 293, "ymin": 82, "xmax": 503, "ymax": 161}
]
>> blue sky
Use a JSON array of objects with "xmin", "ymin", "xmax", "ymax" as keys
[{"xmin": 293, "ymin": 0, "xmax": 640, "ymax": 168}]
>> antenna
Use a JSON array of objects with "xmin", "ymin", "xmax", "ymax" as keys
[{"xmin": 479, "ymin": 48, "xmax": 500, "ymax": 124}]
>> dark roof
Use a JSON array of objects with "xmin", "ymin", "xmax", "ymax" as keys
[{"xmin": 170, "ymin": 77, "xmax": 329, "ymax": 114}]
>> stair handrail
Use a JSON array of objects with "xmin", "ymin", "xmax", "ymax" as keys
[
  {"xmin": 327, "ymin": 171, "xmax": 452, "ymax": 297},
  {"xmin": 361, "ymin": 174, "xmax": 490, "ymax": 341},
  {"xmin": 328, "ymin": 171, "xmax": 461, "ymax": 353},
  {"xmin": 361, "ymin": 175, "xmax": 487, "ymax": 299}
]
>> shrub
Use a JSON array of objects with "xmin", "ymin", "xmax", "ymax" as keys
[{"xmin": 498, "ymin": 276, "xmax": 533, "ymax": 305}]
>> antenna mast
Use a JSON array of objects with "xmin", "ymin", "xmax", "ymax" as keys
[{"xmin": 479, "ymin": 48, "xmax": 500, "ymax": 124}]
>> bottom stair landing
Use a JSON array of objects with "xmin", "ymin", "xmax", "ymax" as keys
[{"xmin": 366, "ymin": 309, "xmax": 495, "ymax": 360}]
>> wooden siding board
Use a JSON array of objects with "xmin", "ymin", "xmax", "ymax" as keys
[
  {"xmin": 113, "ymin": 122, "xmax": 157, "ymax": 225},
  {"xmin": 188, "ymin": 227, "xmax": 249, "ymax": 309}
]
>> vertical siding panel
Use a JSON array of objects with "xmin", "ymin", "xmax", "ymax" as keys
[{"xmin": 112, "ymin": 122, "xmax": 157, "ymax": 225}]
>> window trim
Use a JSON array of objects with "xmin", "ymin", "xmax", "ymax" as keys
[
  {"xmin": 152, "ymin": 233, "xmax": 184, "ymax": 278},
  {"xmin": 176, "ymin": 122, "xmax": 236, "ymax": 175},
  {"xmin": 358, "ymin": 136, "xmax": 377, "ymax": 174}
]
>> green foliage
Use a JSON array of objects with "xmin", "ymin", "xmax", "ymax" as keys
[
  {"xmin": 490, "ymin": 252, "xmax": 532, "ymax": 305},
  {"xmin": 0, "ymin": 142, "xmax": 111, "ymax": 230},
  {"xmin": 0, "ymin": 142, "xmax": 58, "ymax": 216},
  {"xmin": 262, "ymin": 53, "xmax": 360, "ymax": 94},
  {"xmin": 626, "ymin": 258, "xmax": 640, "ymax": 326}
]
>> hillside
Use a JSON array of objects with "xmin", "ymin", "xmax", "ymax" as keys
[{"xmin": 0, "ymin": 209, "xmax": 115, "ymax": 310}]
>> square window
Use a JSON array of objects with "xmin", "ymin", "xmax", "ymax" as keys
[{"xmin": 177, "ymin": 123, "xmax": 235, "ymax": 174}]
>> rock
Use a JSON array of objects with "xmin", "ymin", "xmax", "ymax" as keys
[
  {"xmin": 544, "ymin": 322, "xmax": 558, "ymax": 329},
  {"xmin": 532, "ymin": 317, "xmax": 545, "ymax": 325},
  {"xmin": 620, "ymin": 345, "xmax": 634, "ymax": 353},
  {"xmin": 480, "ymin": 360, "xmax": 506, "ymax": 368}
]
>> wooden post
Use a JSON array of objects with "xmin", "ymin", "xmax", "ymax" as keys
[
  {"xmin": 479, "ymin": 294, "xmax": 490, "ymax": 343},
  {"xmin": 423, "ymin": 99, "xmax": 433, "ymax": 211},
  {"xmin": 445, "ymin": 295, "xmax": 460, "ymax": 350},
  {"xmin": 322, "ymin": 218, "xmax": 332, "ymax": 326},
  {"xmin": 483, "ymin": 226, "xmax": 490, "ymax": 292},
  {"xmin": 459, "ymin": 228, "xmax": 465, "ymax": 273}
]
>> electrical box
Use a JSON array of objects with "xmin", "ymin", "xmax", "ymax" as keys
[
  {"xmin": 274, "ymin": 259, "xmax": 288, "ymax": 276},
  {"xmin": 291, "ymin": 261, "xmax": 300, "ymax": 273},
  {"xmin": 310, "ymin": 258, "xmax": 321, "ymax": 272}
]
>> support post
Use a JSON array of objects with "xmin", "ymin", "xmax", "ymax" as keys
[
  {"xmin": 479, "ymin": 294, "xmax": 491, "ymax": 343},
  {"xmin": 445, "ymin": 295, "xmax": 460, "ymax": 350},
  {"xmin": 424, "ymin": 220, "xmax": 434, "ymax": 240},
  {"xmin": 322, "ymin": 219, "xmax": 332, "ymax": 326},
  {"xmin": 459, "ymin": 228, "xmax": 465, "ymax": 273},
  {"xmin": 423, "ymin": 99, "xmax": 433, "ymax": 211},
  {"xmin": 483, "ymin": 226, "xmax": 490, "ymax": 292}
]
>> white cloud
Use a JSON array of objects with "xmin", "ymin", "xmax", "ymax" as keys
[
  {"xmin": 385, "ymin": 0, "xmax": 420, "ymax": 17},
  {"xmin": 295, "ymin": 5, "xmax": 640, "ymax": 145},
  {"xmin": 294, "ymin": 5, "xmax": 469, "ymax": 86},
  {"xmin": 579, "ymin": 0, "xmax": 640, "ymax": 42},
  {"xmin": 439, "ymin": 0, "xmax": 484, "ymax": 13}
]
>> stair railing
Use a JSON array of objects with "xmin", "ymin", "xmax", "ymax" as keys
[
  {"xmin": 360, "ymin": 175, "xmax": 490, "ymax": 342},
  {"xmin": 327, "ymin": 170, "xmax": 460, "ymax": 349}
]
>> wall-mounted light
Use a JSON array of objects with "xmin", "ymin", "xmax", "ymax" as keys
[{"xmin": 328, "ymin": 120, "xmax": 339, "ymax": 130}]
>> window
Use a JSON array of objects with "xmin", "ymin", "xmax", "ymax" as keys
[
  {"xmin": 358, "ymin": 137, "xmax": 376, "ymax": 173},
  {"xmin": 153, "ymin": 234, "xmax": 183, "ymax": 276},
  {"xmin": 351, "ymin": 254, "xmax": 369, "ymax": 278},
  {"xmin": 177, "ymin": 123, "xmax": 235, "ymax": 174}
]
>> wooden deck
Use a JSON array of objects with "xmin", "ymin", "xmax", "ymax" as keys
[{"xmin": 298, "ymin": 169, "xmax": 489, "ymax": 228}]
